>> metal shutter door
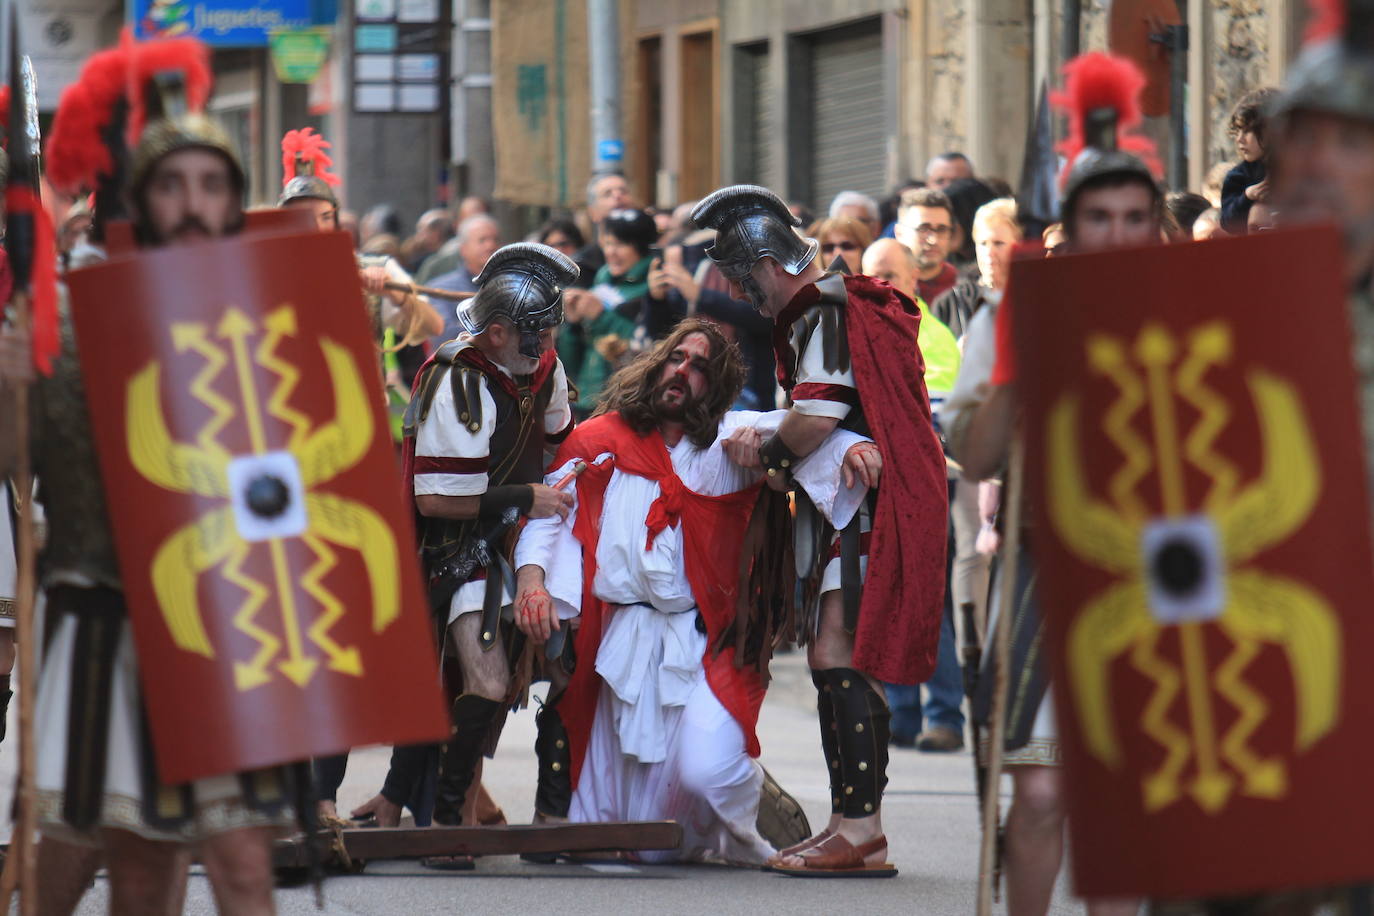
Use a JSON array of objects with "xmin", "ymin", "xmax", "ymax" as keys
[
  {"xmin": 810, "ymin": 21, "xmax": 885, "ymax": 210},
  {"xmin": 735, "ymin": 44, "xmax": 778, "ymax": 192}
]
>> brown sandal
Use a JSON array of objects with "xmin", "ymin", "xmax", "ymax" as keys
[
  {"xmin": 771, "ymin": 833, "xmax": 897, "ymax": 878},
  {"xmin": 763, "ymin": 829, "xmax": 834, "ymax": 869}
]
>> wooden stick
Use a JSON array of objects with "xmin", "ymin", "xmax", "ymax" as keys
[
  {"xmin": 0, "ymin": 291, "xmax": 41, "ymax": 916},
  {"xmin": 383, "ymin": 281, "xmax": 476, "ymax": 302},
  {"xmin": 976, "ymin": 436, "xmax": 1025, "ymax": 916},
  {"xmin": 270, "ymin": 820, "xmax": 683, "ymax": 868}
]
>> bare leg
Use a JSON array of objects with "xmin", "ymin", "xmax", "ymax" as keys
[
  {"xmin": 198, "ymin": 826, "xmax": 276, "ymax": 916},
  {"xmin": 1003, "ymin": 766, "xmax": 1065, "ymax": 916},
  {"xmin": 35, "ymin": 836, "xmax": 101, "ymax": 916},
  {"xmin": 100, "ymin": 829, "xmax": 188, "ymax": 916},
  {"xmin": 780, "ymin": 591, "xmax": 886, "ymax": 866},
  {"xmin": 0, "ymin": 628, "xmax": 16, "ymax": 674}
]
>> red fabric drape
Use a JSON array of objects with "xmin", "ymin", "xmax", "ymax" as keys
[
  {"xmin": 840, "ymin": 274, "xmax": 949, "ymax": 685},
  {"xmin": 552, "ymin": 413, "xmax": 764, "ymax": 788},
  {"xmin": 771, "ymin": 275, "xmax": 949, "ymax": 685}
]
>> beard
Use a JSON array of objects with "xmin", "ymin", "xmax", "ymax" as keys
[
  {"xmin": 494, "ymin": 337, "xmax": 541, "ymax": 375},
  {"xmin": 652, "ymin": 377, "xmax": 695, "ymax": 420},
  {"xmin": 916, "ymin": 249, "xmax": 942, "ymax": 272}
]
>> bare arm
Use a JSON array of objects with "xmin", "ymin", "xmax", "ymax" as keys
[
  {"xmin": 416, "ymin": 485, "xmax": 571, "ymax": 522},
  {"xmin": 961, "ymin": 384, "xmax": 1017, "ymax": 482},
  {"xmin": 776, "ymin": 410, "xmax": 841, "ymax": 459},
  {"xmin": 415, "ymin": 493, "xmax": 481, "ymax": 520}
]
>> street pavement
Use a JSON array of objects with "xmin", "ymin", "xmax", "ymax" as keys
[{"xmin": 0, "ymin": 652, "xmax": 1083, "ymax": 914}]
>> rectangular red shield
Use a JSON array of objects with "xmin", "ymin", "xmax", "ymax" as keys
[
  {"xmin": 68, "ymin": 229, "xmax": 449, "ymax": 785},
  {"xmin": 1011, "ymin": 226, "xmax": 1374, "ymax": 899}
]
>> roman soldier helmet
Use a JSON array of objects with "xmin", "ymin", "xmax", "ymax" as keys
[
  {"xmin": 126, "ymin": 35, "xmax": 244, "ymax": 202},
  {"xmin": 47, "ymin": 31, "xmax": 241, "ymax": 240},
  {"xmin": 1273, "ymin": 0, "xmax": 1374, "ymax": 124},
  {"xmin": 278, "ymin": 127, "xmax": 340, "ymax": 209},
  {"xmin": 1054, "ymin": 52, "xmax": 1163, "ymax": 223},
  {"xmin": 691, "ymin": 184, "xmax": 819, "ymax": 283},
  {"xmin": 456, "ymin": 242, "xmax": 579, "ymax": 359}
]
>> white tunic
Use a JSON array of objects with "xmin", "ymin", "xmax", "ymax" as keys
[
  {"xmin": 412, "ymin": 355, "xmax": 572, "ymax": 622},
  {"xmin": 515, "ymin": 409, "xmax": 867, "ymax": 862}
]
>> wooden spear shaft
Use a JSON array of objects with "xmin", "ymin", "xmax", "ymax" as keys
[
  {"xmin": 383, "ymin": 281, "xmax": 476, "ymax": 302},
  {"xmin": 975, "ymin": 436, "xmax": 1025, "ymax": 916},
  {"xmin": 0, "ymin": 291, "xmax": 41, "ymax": 916}
]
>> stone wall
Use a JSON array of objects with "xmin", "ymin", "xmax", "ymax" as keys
[
  {"xmin": 1204, "ymin": 0, "xmax": 1276, "ymax": 173},
  {"xmin": 924, "ymin": 0, "xmax": 969, "ymax": 159}
]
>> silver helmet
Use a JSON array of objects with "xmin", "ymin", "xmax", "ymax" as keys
[
  {"xmin": 457, "ymin": 242, "xmax": 579, "ymax": 359},
  {"xmin": 691, "ymin": 184, "xmax": 819, "ymax": 311}
]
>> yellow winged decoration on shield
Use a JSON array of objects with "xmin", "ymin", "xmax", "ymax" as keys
[
  {"xmin": 1046, "ymin": 321, "xmax": 1339, "ymax": 814},
  {"xmin": 127, "ymin": 304, "xmax": 401, "ymax": 690}
]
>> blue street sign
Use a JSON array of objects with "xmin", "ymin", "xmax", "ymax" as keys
[
  {"xmin": 597, "ymin": 138, "xmax": 624, "ymax": 163},
  {"xmin": 131, "ymin": 0, "xmax": 336, "ymax": 47}
]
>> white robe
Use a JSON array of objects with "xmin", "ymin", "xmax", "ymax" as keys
[{"xmin": 515, "ymin": 409, "xmax": 867, "ymax": 863}]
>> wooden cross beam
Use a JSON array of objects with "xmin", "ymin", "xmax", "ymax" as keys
[{"xmin": 272, "ymin": 821, "xmax": 683, "ymax": 870}]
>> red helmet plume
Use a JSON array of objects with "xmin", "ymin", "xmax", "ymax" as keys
[
  {"xmin": 125, "ymin": 32, "xmax": 211, "ymax": 147},
  {"xmin": 1306, "ymin": 0, "xmax": 1345, "ymax": 42},
  {"xmin": 45, "ymin": 46, "xmax": 131, "ymax": 194},
  {"xmin": 281, "ymin": 127, "xmax": 340, "ymax": 187},
  {"xmin": 1050, "ymin": 52, "xmax": 1161, "ymax": 189}
]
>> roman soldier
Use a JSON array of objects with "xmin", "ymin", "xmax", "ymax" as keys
[
  {"xmin": 947, "ymin": 52, "xmax": 1163, "ymax": 915},
  {"xmin": 363, "ymin": 242, "xmax": 577, "ymax": 833},
  {"xmin": 25, "ymin": 33, "xmax": 294, "ymax": 914},
  {"xmin": 274, "ymin": 127, "xmax": 446, "ymax": 821},
  {"xmin": 276, "ymin": 127, "xmax": 441, "ymax": 357},
  {"xmin": 1269, "ymin": 0, "xmax": 1374, "ymax": 511},
  {"xmin": 692, "ymin": 185, "xmax": 949, "ymax": 876}
]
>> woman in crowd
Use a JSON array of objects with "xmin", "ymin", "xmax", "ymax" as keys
[{"xmin": 805, "ymin": 216, "xmax": 873, "ymax": 275}]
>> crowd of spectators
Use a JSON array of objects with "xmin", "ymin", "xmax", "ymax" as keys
[{"xmin": 339, "ymin": 93, "xmax": 1280, "ymax": 753}]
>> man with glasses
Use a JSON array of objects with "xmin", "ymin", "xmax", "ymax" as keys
[{"xmin": 894, "ymin": 188, "xmax": 961, "ymax": 305}]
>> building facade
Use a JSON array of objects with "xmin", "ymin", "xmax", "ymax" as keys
[{"xmin": 604, "ymin": 0, "xmax": 1307, "ymax": 215}]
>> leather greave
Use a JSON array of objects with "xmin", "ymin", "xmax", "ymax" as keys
[
  {"xmin": 812, "ymin": 669, "xmax": 843, "ymax": 815},
  {"xmin": 533, "ymin": 700, "xmax": 572, "ymax": 818},
  {"xmin": 822, "ymin": 668, "xmax": 890, "ymax": 819},
  {"xmin": 433, "ymin": 693, "xmax": 502, "ymax": 826}
]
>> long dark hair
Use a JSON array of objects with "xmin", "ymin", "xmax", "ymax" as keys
[{"xmin": 592, "ymin": 318, "xmax": 745, "ymax": 448}]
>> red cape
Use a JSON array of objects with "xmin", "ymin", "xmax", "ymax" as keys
[
  {"xmin": 774, "ymin": 274, "xmax": 949, "ymax": 685},
  {"xmin": 552, "ymin": 413, "xmax": 765, "ymax": 788}
]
